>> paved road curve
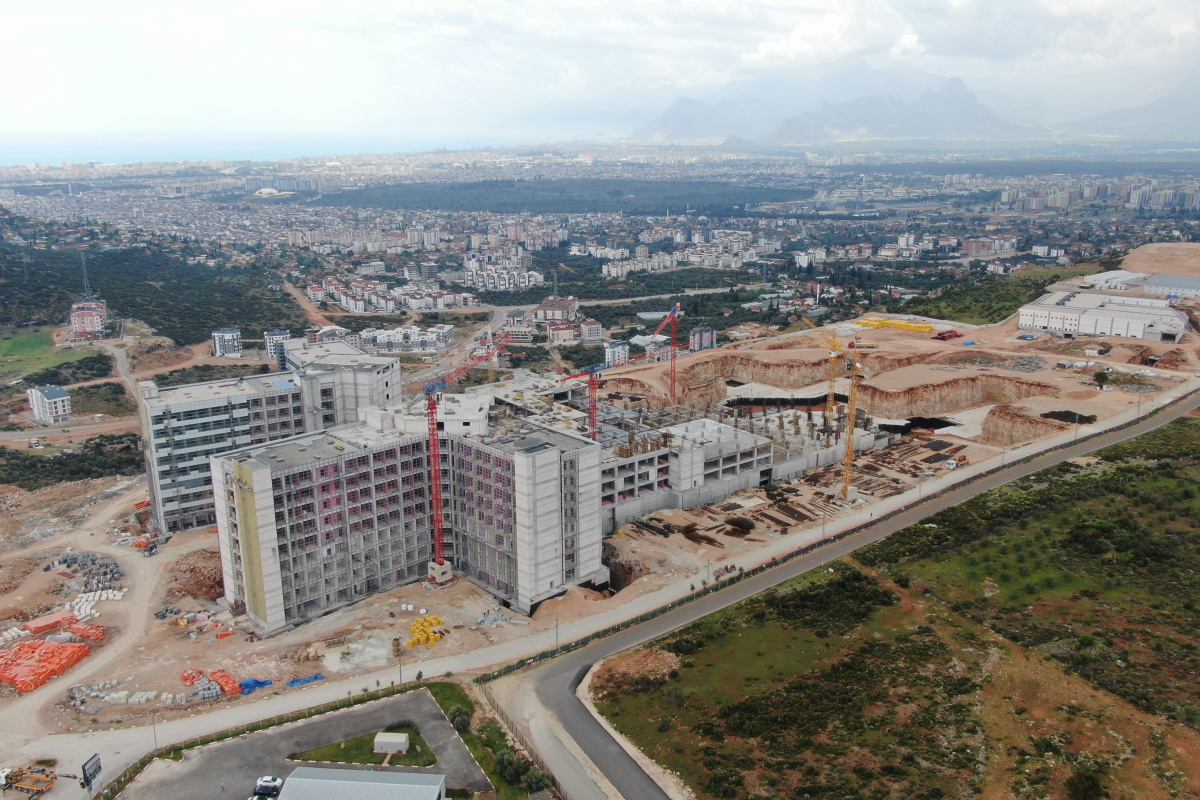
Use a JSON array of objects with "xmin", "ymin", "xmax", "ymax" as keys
[{"xmin": 513, "ymin": 391, "xmax": 1200, "ymax": 800}]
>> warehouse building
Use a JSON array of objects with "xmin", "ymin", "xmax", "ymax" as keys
[
  {"xmin": 1144, "ymin": 273, "xmax": 1200, "ymax": 300},
  {"xmin": 1017, "ymin": 291, "xmax": 1189, "ymax": 342}
]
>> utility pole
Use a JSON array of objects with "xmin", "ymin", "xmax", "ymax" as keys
[{"xmin": 554, "ymin": 614, "xmax": 559, "ymax": 649}]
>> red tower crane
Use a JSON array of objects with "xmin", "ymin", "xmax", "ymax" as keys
[
  {"xmin": 422, "ymin": 332, "xmax": 513, "ymax": 582},
  {"xmin": 634, "ymin": 303, "xmax": 681, "ymax": 406},
  {"xmin": 560, "ymin": 362, "xmax": 606, "ymax": 441}
]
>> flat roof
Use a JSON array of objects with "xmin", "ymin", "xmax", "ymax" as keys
[
  {"xmin": 1147, "ymin": 273, "xmax": 1200, "ymax": 291},
  {"xmin": 1025, "ymin": 291, "xmax": 1173, "ymax": 311},
  {"xmin": 143, "ymin": 372, "xmax": 296, "ymax": 409},
  {"xmin": 279, "ymin": 766, "xmax": 444, "ymax": 800},
  {"xmin": 227, "ymin": 420, "xmax": 424, "ymax": 471}
]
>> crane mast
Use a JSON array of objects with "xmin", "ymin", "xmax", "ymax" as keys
[
  {"xmin": 422, "ymin": 333, "xmax": 513, "ymax": 582},
  {"xmin": 561, "ymin": 362, "xmax": 607, "ymax": 441}
]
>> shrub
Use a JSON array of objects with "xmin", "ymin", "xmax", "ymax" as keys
[
  {"xmin": 494, "ymin": 749, "xmax": 528, "ymax": 784},
  {"xmin": 521, "ymin": 766, "xmax": 552, "ymax": 792},
  {"xmin": 446, "ymin": 705, "xmax": 471, "ymax": 732}
]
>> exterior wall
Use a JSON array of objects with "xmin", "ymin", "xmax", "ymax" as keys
[
  {"xmin": 214, "ymin": 435, "xmax": 432, "ymax": 635},
  {"xmin": 27, "ymin": 387, "xmax": 71, "ymax": 425},
  {"xmin": 141, "ymin": 379, "xmax": 308, "ymax": 534}
]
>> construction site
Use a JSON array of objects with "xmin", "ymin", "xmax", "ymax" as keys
[{"xmin": 2, "ymin": 250, "xmax": 1200, "ymax": 756}]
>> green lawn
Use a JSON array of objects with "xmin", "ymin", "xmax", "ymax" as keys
[
  {"xmin": 424, "ymin": 682, "xmax": 532, "ymax": 800},
  {"xmin": 0, "ymin": 328, "xmax": 95, "ymax": 382},
  {"xmin": 290, "ymin": 723, "xmax": 436, "ymax": 767},
  {"xmin": 858, "ymin": 416, "xmax": 1200, "ymax": 727}
]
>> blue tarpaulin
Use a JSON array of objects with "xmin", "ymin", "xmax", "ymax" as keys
[
  {"xmin": 287, "ymin": 673, "xmax": 325, "ymax": 687},
  {"xmin": 240, "ymin": 678, "xmax": 273, "ymax": 695}
]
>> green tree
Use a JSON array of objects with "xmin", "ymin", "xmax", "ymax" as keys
[{"xmin": 1066, "ymin": 765, "xmax": 1107, "ymax": 800}]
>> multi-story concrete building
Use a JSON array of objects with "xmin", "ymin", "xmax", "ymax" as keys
[
  {"xmin": 27, "ymin": 385, "xmax": 71, "ymax": 425},
  {"xmin": 579, "ymin": 319, "xmax": 603, "ymax": 344},
  {"xmin": 212, "ymin": 409, "xmax": 604, "ymax": 634},
  {"xmin": 690, "ymin": 325, "xmax": 717, "ymax": 351},
  {"xmin": 68, "ymin": 300, "xmax": 107, "ymax": 341},
  {"xmin": 263, "ymin": 329, "xmax": 292, "ymax": 370},
  {"xmin": 211, "ymin": 328, "xmax": 242, "ymax": 357},
  {"xmin": 603, "ymin": 340, "xmax": 630, "ymax": 367},
  {"xmin": 139, "ymin": 346, "xmax": 399, "ymax": 534}
]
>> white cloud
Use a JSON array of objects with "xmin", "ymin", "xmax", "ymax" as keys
[{"xmin": 0, "ymin": 0, "xmax": 1196, "ymax": 158}]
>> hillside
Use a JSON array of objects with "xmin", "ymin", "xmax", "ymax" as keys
[{"xmin": 0, "ymin": 242, "xmax": 305, "ymax": 346}]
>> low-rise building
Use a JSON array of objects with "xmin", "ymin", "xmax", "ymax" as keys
[
  {"xmin": 68, "ymin": 300, "xmax": 107, "ymax": 341},
  {"xmin": 27, "ymin": 385, "xmax": 70, "ymax": 425},
  {"xmin": 211, "ymin": 328, "xmax": 242, "ymax": 357},
  {"xmin": 580, "ymin": 318, "xmax": 603, "ymax": 343},
  {"xmin": 603, "ymin": 340, "xmax": 630, "ymax": 367},
  {"xmin": 1018, "ymin": 291, "xmax": 1189, "ymax": 343}
]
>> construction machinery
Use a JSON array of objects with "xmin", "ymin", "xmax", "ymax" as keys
[
  {"xmin": 421, "ymin": 333, "xmax": 513, "ymax": 585},
  {"xmin": 801, "ymin": 316, "xmax": 869, "ymax": 501},
  {"xmin": 0, "ymin": 766, "xmax": 62, "ymax": 797},
  {"xmin": 560, "ymin": 362, "xmax": 607, "ymax": 441},
  {"xmin": 931, "ymin": 329, "xmax": 963, "ymax": 341}
]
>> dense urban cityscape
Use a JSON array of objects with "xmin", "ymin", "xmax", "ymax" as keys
[{"xmin": 6, "ymin": 2, "xmax": 1200, "ymax": 799}]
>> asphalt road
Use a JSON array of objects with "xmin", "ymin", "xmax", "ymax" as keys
[
  {"xmin": 121, "ymin": 689, "xmax": 491, "ymax": 800},
  {"xmin": 518, "ymin": 390, "xmax": 1200, "ymax": 800}
]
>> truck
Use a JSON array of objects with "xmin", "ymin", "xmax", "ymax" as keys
[{"xmin": 0, "ymin": 767, "xmax": 59, "ymax": 797}]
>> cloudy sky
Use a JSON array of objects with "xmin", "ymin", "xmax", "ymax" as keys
[{"xmin": 1, "ymin": 0, "xmax": 1197, "ymax": 163}]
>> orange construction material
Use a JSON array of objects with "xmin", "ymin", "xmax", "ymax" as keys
[
  {"xmin": 181, "ymin": 668, "xmax": 204, "ymax": 686},
  {"xmin": 67, "ymin": 622, "xmax": 106, "ymax": 641},
  {"xmin": 133, "ymin": 499, "xmax": 151, "ymax": 510},
  {"xmin": 214, "ymin": 630, "xmax": 236, "ymax": 639},
  {"xmin": 209, "ymin": 669, "xmax": 240, "ymax": 696},
  {"xmin": 23, "ymin": 610, "xmax": 78, "ymax": 635},
  {"xmin": 133, "ymin": 538, "xmax": 149, "ymax": 549},
  {"xmin": 0, "ymin": 640, "xmax": 90, "ymax": 692}
]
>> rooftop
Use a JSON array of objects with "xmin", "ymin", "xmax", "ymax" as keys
[
  {"xmin": 142, "ymin": 373, "xmax": 295, "ymax": 408},
  {"xmin": 278, "ymin": 767, "xmax": 444, "ymax": 800},
  {"xmin": 32, "ymin": 385, "xmax": 70, "ymax": 400},
  {"xmin": 1146, "ymin": 273, "xmax": 1200, "ymax": 291}
]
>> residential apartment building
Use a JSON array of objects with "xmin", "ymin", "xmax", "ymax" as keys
[
  {"xmin": 212, "ymin": 328, "xmax": 242, "ymax": 357},
  {"xmin": 212, "ymin": 412, "xmax": 604, "ymax": 634},
  {"xmin": 27, "ymin": 385, "xmax": 71, "ymax": 425},
  {"xmin": 68, "ymin": 300, "xmax": 107, "ymax": 340},
  {"xmin": 139, "ymin": 346, "xmax": 399, "ymax": 534}
]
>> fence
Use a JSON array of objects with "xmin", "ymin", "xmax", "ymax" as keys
[
  {"xmin": 478, "ymin": 681, "xmax": 568, "ymax": 798},
  {"xmin": 95, "ymin": 679, "xmax": 423, "ymax": 798},
  {"xmin": 99, "ymin": 384, "xmax": 1198, "ymax": 798},
  {"xmin": 476, "ymin": 384, "xmax": 1200, "ymax": 685}
]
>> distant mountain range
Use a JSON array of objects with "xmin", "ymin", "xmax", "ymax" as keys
[
  {"xmin": 632, "ymin": 64, "xmax": 951, "ymax": 141},
  {"xmin": 1061, "ymin": 76, "xmax": 1200, "ymax": 141},
  {"xmin": 633, "ymin": 63, "xmax": 1200, "ymax": 145},
  {"xmin": 768, "ymin": 77, "xmax": 1033, "ymax": 143}
]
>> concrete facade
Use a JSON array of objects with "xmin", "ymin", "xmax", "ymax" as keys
[
  {"xmin": 27, "ymin": 385, "xmax": 71, "ymax": 425},
  {"xmin": 1018, "ymin": 291, "xmax": 1189, "ymax": 343}
]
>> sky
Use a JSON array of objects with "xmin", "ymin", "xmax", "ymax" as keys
[{"xmin": 1, "ymin": 0, "xmax": 1197, "ymax": 164}]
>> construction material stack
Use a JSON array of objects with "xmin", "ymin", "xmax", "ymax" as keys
[{"xmin": 407, "ymin": 614, "xmax": 444, "ymax": 648}]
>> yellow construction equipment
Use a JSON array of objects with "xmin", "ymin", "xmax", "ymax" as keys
[
  {"xmin": 856, "ymin": 317, "xmax": 934, "ymax": 333},
  {"xmin": 801, "ymin": 316, "xmax": 869, "ymax": 501},
  {"xmin": 801, "ymin": 317, "xmax": 846, "ymax": 447}
]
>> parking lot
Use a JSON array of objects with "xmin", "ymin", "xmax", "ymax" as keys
[{"xmin": 120, "ymin": 689, "xmax": 492, "ymax": 799}]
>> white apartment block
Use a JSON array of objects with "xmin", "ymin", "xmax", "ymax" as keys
[
  {"xmin": 139, "ymin": 344, "xmax": 399, "ymax": 534},
  {"xmin": 27, "ymin": 385, "xmax": 71, "ymax": 425},
  {"xmin": 211, "ymin": 328, "xmax": 242, "ymax": 357}
]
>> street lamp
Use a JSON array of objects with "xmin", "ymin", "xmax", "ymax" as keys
[
  {"xmin": 554, "ymin": 614, "xmax": 559, "ymax": 649},
  {"xmin": 398, "ymin": 652, "xmax": 403, "ymax": 686}
]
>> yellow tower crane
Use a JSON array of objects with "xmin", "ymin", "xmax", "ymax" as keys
[{"xmin": 801, "ymin": 317, "xmax": 868, "ymax": 500}]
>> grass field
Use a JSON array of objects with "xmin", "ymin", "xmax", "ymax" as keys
[
  {"xmin": 70, "ymin": 383, "xmax": 137, "ymax": 417},
  {"xmin": 596, "ymin": 419, "xmax": 1200, "ymax": 800},
  {"xmin": 290, "ymin": 723, "xmax": 436, "ymax": 767},
  {"xmin": 0, "ymin": 327, "xmax": 96, "ymax": 382},
  {"xmin": 598, "ymin": 559, "xmax": 1200, "ymax": 800}
]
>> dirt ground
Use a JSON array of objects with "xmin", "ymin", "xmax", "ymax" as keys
[{"xmin": 1122, "ymin": 242, "xmax": 1200, "ymax": 277}]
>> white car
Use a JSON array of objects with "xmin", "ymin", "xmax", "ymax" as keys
[{"xmin": 254, "ymin": 776, "xmax": 283, "ymax": 797}]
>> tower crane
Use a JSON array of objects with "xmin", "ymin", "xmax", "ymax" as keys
[
  {"xmin": 644, "ymin": 303, "xmax": 681, "ymax": 405},
  {"xmin": 560, "ymin": 362, "xmax": 607, "ymax": 441},
  {"xmin": 421, "ymin": 332, "xmax": 513, "ymax": 584},
  {"xmin": 800, "ymin": 316, "xmax": 866, "ymax": 500},
  {"xmin": 801, "ymin": 316, "xmax": 849, "ymax": 446}
]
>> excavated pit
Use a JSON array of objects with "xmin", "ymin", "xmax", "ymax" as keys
[{"xmin": 979, "ymin": 405, "xmax": 1069, "ymax": 447}]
